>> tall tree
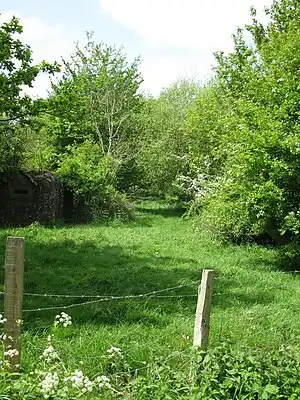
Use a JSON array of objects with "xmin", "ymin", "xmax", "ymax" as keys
[
  {"xmin": 48, "ymin": 33, "xmax": 143, "ymax": 218},
  {"xmin": 51, "ymin": 32, "xmax": 143, "ymax": 158},
  {"xmin": 136, "ymin": 78, "xmax": 199, "ymax": 197},
  {"xmin": 0, "ymin": 15, "xmax": 59, "ymax": 171},
  {"xmin": 188, "ymin": 0, "xmax": 300, "ymax": 242}
]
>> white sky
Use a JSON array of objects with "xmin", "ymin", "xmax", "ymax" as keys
[{"xmin": 1, "ymin": 0, "xmax": 273, "ymax": 97}]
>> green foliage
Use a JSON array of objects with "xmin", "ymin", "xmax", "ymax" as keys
[
  {"xmin": 44, "ymin": 32, "xmax": 143, "ymax": 218},
  {"xmin": 18, "ymin": 115, "xmax": 57, "ymax": 171},
  {"xmin": 1, "ymin": 203, "xmax": 300, "ymax": 398},
  {"xmin": 0, "ymin": 15, "xmax": 59, "ymax": 122},
  {"xmin": 184, "ymin": 83, "xmax": 230, "ymax": 172},
  {"xmin": 195, "ymin": 343, "xmax": 300, "ymax": 399},
  {"xmin": 185, "ymin": 0, "xmax": 300, "ymax": 243},
  {"xmin": 50, "ymin": 32, "xmax": 143, "ymax": 156},
  {"xmin": 5, "ymin": 1, "xmax": 300, "ymax": 232},
  {"xmin": 0, "ymin": 122, "xmax": 23, "ymax": 172},
  {"xmin": 137, "ymin": 79, "xmax": 199, "ymax": 197},
  {"xmin": 57, "ymin": 140, "xmax": 116, "ymax": 196},
  {"xmin": 0, "ymin": 15, "xmax": 59, "ymax": 172},
  {"xmin": 56, "ymin": 140, "xmax": 132, "ymax": 220},
  {"xmin": 177, "ymin": 83, "xmax": 231, "ymax": 203}
]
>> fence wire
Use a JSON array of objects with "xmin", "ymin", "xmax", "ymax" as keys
[
  {"xmin": 0, "ymin": 282, "xmax": 200, "ymax": 314},
  {"xmin": 20, "ymin": 282, "xmax": 198, "ymax": 299},
  {"xmin": 0, "ymin": 273, "xmax": 234, "ymax": 315}
]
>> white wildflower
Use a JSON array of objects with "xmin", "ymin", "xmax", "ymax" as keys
[
  {"xmin": 95, "ymin": 375, "xmax": 112, "ymax": 390},
  {"xmin": 0, "ymin": 314, "xmax": 7, "ymax": 324},
  {"xmin": 41, "ymin": 345, "xmax": 59, "ymax": 363},
  {"xmin": 107, "ymin": 346, "xmax": 123, "ymax": 359},
  {"xmin": 40, "ymin": 336, "xmax": 59, "ymax": 363},
  {"xmin": 40, "ymin": 372, "xmax": 59, "ymax": 399},
  {"xmin": 67, "ymin": 369, "xmax": 93, "ymax": 393},
  {"xmin": 54, "ymin": 312, "xmax": 72, "ymax": 328},
  {"xmin": 4, "ymin": 349, "xmax": 19, "ymax": 358}
]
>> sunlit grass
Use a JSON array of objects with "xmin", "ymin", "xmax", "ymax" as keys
[{"xmin": 0, "ymin": 200, "xmax": 299, "ymax": 378}]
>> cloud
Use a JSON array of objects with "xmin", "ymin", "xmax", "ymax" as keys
[
  {"xmin": 0, "ymin": 1, "xmax": 274, "ymax": 98},
  {"xmin": 139, "ymin": 53, "xmax": 213, "ymax": 96},
  {"xmin": 99, "ymin": 0, "xmax": 274, "ymax": 95},
  {"xmin": 0, "ymin": 11, "xmax": 72, "ymax": 97},
  {"xmin": 99, "ymin": 0, "xmax": 273, "ymax": 53}
]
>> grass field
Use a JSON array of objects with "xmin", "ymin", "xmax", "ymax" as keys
[{"xmin": 1, "ymin": 201, "xmax": 300, "ymax": 397}]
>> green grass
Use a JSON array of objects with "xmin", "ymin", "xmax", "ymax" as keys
[{"xmin": 0, "ymin": 200, "xmax": 300, "ymax": 382}]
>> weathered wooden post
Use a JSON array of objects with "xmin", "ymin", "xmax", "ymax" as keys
[
  {"xmin": 193, "ymin": 269, "xmax": 215, "ymax": 348},
  {"xmin": 3, "ymin": 237, "xmax": 25, "ymax": 372}
]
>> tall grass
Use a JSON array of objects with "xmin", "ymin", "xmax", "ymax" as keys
[{"xmin": 0, "ymin": 200, "xmax": 300, "ymax": 397}]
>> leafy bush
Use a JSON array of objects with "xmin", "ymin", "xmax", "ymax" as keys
[
  {"xmin": 195, "ymin": 342, "xmax": 300, "ymax": 399},
  {"xmin": 185, "ymin": 1, "xmax": 300, "ymax": 244},
  {"xmin": 136, "ymin": 79, "xmax": 198, "ymax": 198},
  {"xmin": 57, "ymin": 140, "xmax": 133, "ymax": 221},
  {"xmin": 0, "ymin": 16, "xmax": 59, "ymax": 172}
]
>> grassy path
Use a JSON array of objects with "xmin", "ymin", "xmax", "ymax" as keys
[{"xmin": 0, "ymin": 201, "xmax": 299, "ymax": 375}]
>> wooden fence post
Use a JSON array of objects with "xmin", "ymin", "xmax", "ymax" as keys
[
  {"xmin": 3, "ymin": 237, "xmax": 25, "ymax": 372},
  {"xmin": 193, "ymin": 269, "xmax": 215, "ymax": 348}
]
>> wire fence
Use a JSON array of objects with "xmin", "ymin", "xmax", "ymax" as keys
[
  {"xmin": 0, "ymin": 276, "xmax": 234, "ymax": 315},
  {"xmin": 1, "ymin": 281, "xmax": 203, "ymax": 314},
  {"xmin": 1, "ymin": 272, "xmax": 201, "ymax": 371},
  {"xmin": 5, "ymin": 235, "xmax": 300, "ymax": 375}
]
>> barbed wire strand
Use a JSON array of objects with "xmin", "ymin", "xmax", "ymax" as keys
[
  {"xmin": 11, "ymin": 281, "xmax": 199, "ymax": 300},
  {"xmin": 0, "ymin": 292, "xmax": 233, "ymax": 316},
  {"xmin": 21, "ymin": 294, "xmax": 198, "ymax": 313}
]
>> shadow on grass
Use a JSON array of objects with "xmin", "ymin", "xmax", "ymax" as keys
[
  {"xmin": 135, "ymin": 205, "xmax": 186, "ymax": 219},
  {"xmin": 0, "ymin": 226, "xmax": 278, "ymax": 330},
  {"xmin": 272, "ymin": 243, "xmax": 300, "ymax": 273},
  {"xmin": 0, "ymin": 234, "xmax": 200, "ymax": 329}
]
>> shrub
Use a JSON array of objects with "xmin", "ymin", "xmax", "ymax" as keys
[
  {"xmin": 194, "ymin": 342, "xmax": 300, "ymax": 399},
  {"xmin": 56, "ymin": 140, "xmax": 134, "ymax": 221}
]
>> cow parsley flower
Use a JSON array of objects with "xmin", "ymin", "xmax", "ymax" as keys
[
  {"xmin": 4, "ymin": 349, "xmax": 19, "ymax": 358},
  {"xmin": 54, "ymin": 312, "xmax": 72, "ymax": 327},
  {"xmin": 67, "ymin": 369, "xmax": 93, "ymax": 393},
  {"xmin": 41, "ymin": 345, "xmax": 59, "ymax": 363},
  {"xmin": 39, "ymin": 335, "xmax": 59, "ymax": 363},
  {"xmin": 40, "ymin": 372, "xmax": 59, "ymax": 399},
  {"xmin": 0, "ymin": 314, "xmax": 7, "ymax": 324},
  {"xmin": 95, "ymin": 375, "xmax": 111, "ymax": 390},
  {"xmin": 107, "ymin": 346, "xmax": 123, "ymax": 359}
]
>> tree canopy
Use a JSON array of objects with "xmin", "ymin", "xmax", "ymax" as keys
[{"xmin": 0, "ymin": 15, "xmax": 59, "ymax": 171}]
